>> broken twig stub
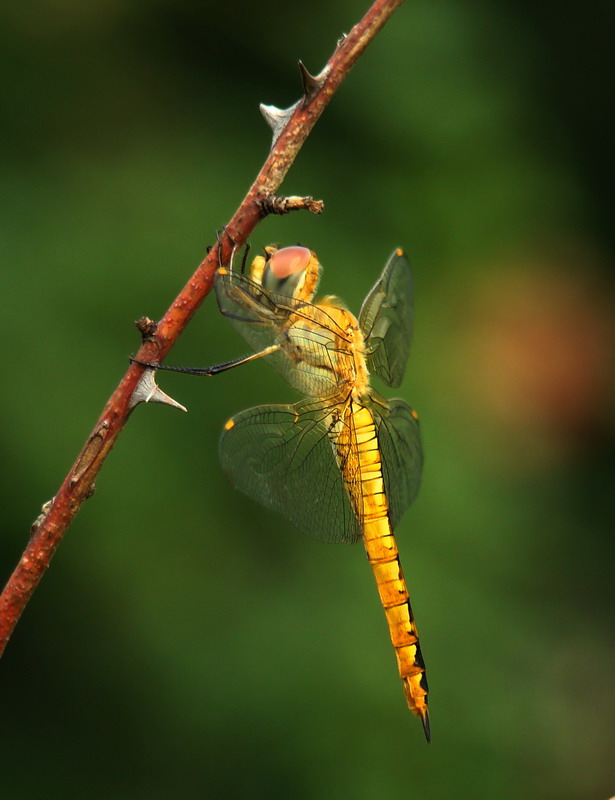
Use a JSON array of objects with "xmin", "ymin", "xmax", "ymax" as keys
[{"xmin": 260, "ymin": 194, "xmax": 325, "ymax": 216}]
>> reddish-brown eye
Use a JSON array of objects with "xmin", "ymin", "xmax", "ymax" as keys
[{"xmin": 269, "ymin": 246, "xmax": 311, "ymax": 278}]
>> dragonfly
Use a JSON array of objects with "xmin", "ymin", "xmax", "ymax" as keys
[{"xmin": 142, "ymin": 243, "xmax": 429, "ymax": 740}]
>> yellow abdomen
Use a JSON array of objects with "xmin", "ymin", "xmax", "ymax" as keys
[{"xmin": 350, "ymin": 404, "xmax": 430, "ymax": 739}]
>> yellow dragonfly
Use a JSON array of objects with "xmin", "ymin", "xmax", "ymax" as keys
[{"xmin": 146, "ymin": 244, "xmax": 429, "ymax": 739}]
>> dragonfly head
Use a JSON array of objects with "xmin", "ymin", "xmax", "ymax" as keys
[{"xmin": 251, "ymin": 245, "xmax": 321, "ymax": 302}]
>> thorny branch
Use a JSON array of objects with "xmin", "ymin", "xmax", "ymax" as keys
[{"xmin": 0, "ymin": 0, "xmax": 405, "ymax": 654}]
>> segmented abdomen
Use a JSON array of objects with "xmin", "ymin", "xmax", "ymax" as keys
[{"xmin": 347, "ymin": 403, "xmax": 430, "ymax": 740}]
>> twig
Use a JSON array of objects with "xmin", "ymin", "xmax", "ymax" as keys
[
  {"xmin": 260, "ymin": 195, "xmax": 325, "ymax": 215},
  {"xmin": 0, "ymin": 0, "xmax": 405, "ymax": 655}
]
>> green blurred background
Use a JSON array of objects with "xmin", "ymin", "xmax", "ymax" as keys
[{"xmin": 1, "ymin": 1, "xmax": 614, "ymax": 798}]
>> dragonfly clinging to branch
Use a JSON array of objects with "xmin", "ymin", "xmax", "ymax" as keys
[{"xmin": 141, "ymin": 242, "xmax": 429, "ymax": 740}]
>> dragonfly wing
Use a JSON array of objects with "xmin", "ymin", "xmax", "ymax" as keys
[
  {"xmin": 373, "ymin": 397, "xmax": 423, "ymax": 531},
  {"xmin": 215, "ymin": 268, "xmax": 349, "ymax": 397},
  {"xmin": 359, "ymin": 249, "xmax": 413, "ymax": 388},
  {"xmin": 214, "ymin": 268, "xmax": 291, "ymax": 370},
  {"xmin": 219, "ymin": 400, "xmax": 362, "ymax": 544}
]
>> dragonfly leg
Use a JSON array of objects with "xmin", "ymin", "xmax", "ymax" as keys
[
  {"xmin": 240, "ymin": 241, "xmax": 251, "ymax": 274},
  {"xmin": 130, "ymin": 345, "xmax": 279, "ymax": 377},
  {"xmin": 216, "ymin": 226, "xmax": 250, "ymax": 274}
]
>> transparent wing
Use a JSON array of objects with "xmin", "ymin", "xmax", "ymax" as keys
[
  {"xmin": 214, "ymin": 268, "xmax": 296, "ymax": 374},
  {"xmin": 215, "ymin": 269, "xmax": 351, "ymax": 397},
  {"xmin": 359, "ymin": 250, "xmax": 414, "ymax": 388},
  {"xmin": 219, "ymin": 399, "xmax": 362, "ymax": 544},
  {"xmin": 215, "ymin": 269, "xmax": 285, "ymax": 339},
  {"xmin": 372, "ymin": 397, "xmax": 423, "ymax": 531}
]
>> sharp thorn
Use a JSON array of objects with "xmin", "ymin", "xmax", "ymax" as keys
[
  {"xmin": 129, "ymin": 368, "xmax": 187, "ymax": 412},
  {"xmin": 148, "ymin": 385, "xmax": 188, "ymax": 412},
  {"xmin": 259, "ymin": 103, "xmax": 285, "ymax": 130},
  {"xmin": 260, "ymin": 62, "xmax": 329, "ymax": 145},
  {"xmin": 298, "ymin": 61, "xmax": 329, "ymax": 103},
  {"xmin": 259, "ymin": 101, "xmax": 299, "ymax": 145},
  {"xmin": 298, "ymin": 60, "xmax": 319, "ymax": 100}
]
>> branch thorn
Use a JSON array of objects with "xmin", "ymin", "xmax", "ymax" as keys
[
  {"xmin": 259, "ymin": 101, "xmax": 300, "ymax": 145},
  {"xmin": 298, "ymin": 61, "xmax": 330, "ymax": 103},
  {"xmin": 259, "ymin": 62, "xmax": 329, "ymax": 146},
  {"xmin": 129, "ymin": 368, "xmax": 187, "ymax": 413}
]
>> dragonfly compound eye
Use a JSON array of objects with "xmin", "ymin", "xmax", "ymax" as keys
[{"xmin": 268, "ymin": 246, "xmax": 312, "ymax": 278}]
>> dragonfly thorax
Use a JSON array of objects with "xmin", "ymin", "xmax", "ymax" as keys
[
  {"xmin": 318, "ymin": 300, "xmax": 371, "ymax": 399},
  {"xmin": 278, "ymin": 301, "xmax": 371, "ymax": 401}
]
